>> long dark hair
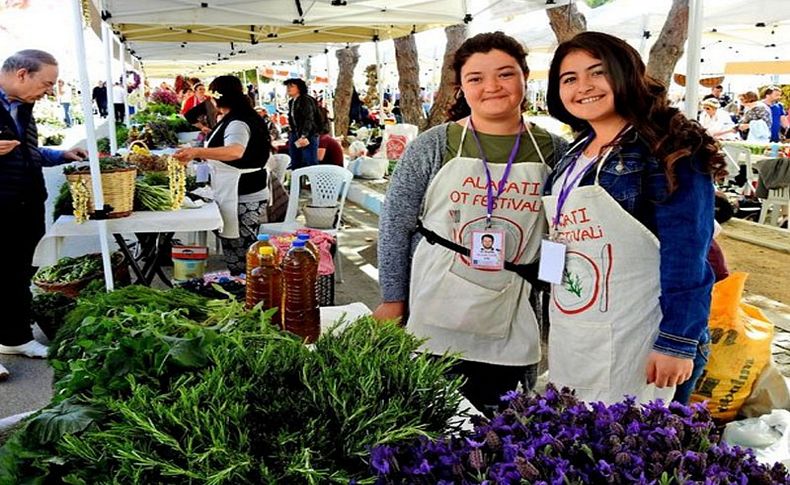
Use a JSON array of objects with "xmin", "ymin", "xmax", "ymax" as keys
[
  {"xmin": 284, "ymin": 78, "xmax": 308, "ymax": 96},
  {"xmin": 547, "ymin": 32, "xmax": 726, "ymax": 192},
  {"xmin": 447, "ymin": 31, "xmax": 530, "ymax": 121}
]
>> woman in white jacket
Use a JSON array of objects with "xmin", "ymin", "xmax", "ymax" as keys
[{"xmin": 699, "ymin": 98, "xmax": 738, "ymax": 141}]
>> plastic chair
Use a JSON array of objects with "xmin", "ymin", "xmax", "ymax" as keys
[
  {"xmin": 266, "ymin": 153, "xmax": 290, "ymax": 185},
  {"xmin": 758, "ymin": 185, "xmax": 790, "ymax": 228},
  {"xmin": 259, "ymin": 165, "xmax": 353, "ymax": 281},
  {"xmin": 722, "ymin": 144, "xmax": 756, "ymax": 193}
]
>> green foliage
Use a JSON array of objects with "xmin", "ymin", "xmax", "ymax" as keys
[
  {"xmin": 1, "ymin": 286, "xmax": 463, "ymax": 484},
  {"xmin": 96, "ymin": 137, "xmax": 110, "ymax": 154},
  {"xmin": 53, "ymin": 181, "xmax": 73, "ymax": 220},
  {"xmin": 62, "ymin": 156, "xmax": 130, "ymax": 175},
  {"xmin": 584, "ymin": 0, "xmax": 614, "ymax": 7}
]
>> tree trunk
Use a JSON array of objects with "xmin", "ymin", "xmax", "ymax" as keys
[
  {"xmin": 394, "ymin": 34, "xmax": 426, "ymax": 128},
  {"xmin": 425, "ymin": 24, "xmax": 469, "ymax": 129},
  {"xmin": 333, "ymin": 45, "xmax": 360, "ymax": 137},
  {"xmin": 646, "ymin": 0, "xmax": 689, "ymax": 89},
  {"xmin": 546, "ymin": 1, "xmax": 587, "ymax": 44}
]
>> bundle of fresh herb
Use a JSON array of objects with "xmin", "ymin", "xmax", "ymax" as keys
[{"xmin": 0, "ymin": 287, "xmax": 463, "ymax": 485}]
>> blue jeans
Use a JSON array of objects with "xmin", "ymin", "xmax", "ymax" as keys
[
  {"xmin": 672, "ymin": 341, "xmax": 711, "ymax": 404},
  {"xmin": 61, "ymin": 102, "xmax": 72, "ymax": 127},
  {"xmin": 288, "ymin": 133, "xmax": 319, "ymax": 170}
]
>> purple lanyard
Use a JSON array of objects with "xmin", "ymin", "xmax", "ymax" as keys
[
  {"xmin": 468, "ymin": 118, "xmax": 524, "ymax": 226},
  {"xmin": 551, "ymin": 137, "xmax": 598, "ymax": 229},
  {"xmin": 551, "ymin": 125, "xmax": 632, "ymax": 229}
]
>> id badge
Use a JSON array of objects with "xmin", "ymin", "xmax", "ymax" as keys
[
  {"xmin": 471, "ymin": 229, "xmax": 505, "ymax": 270},
  {"xmin": 538, "ymin": 239, "xmax": 566, "ymax": 284}
]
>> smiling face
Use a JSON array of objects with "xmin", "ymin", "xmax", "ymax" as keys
[
  {"xmin": 557, "ymin": 50, "xmax": 623, "ymax": 127},
  {"xmin": 459, "ymin": 49, "xmax": 526, "ymax": 122}
]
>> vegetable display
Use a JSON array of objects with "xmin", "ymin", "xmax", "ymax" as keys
[
  {"xmin": 371, "ymin": 384, "xmax": 790, "ymax": 484},
  {"xmin": 0, "ymin": 286, "xmax": 463, "ymax": 484},
  {"xmin": 134, "ymin": 180, "xmax": 172, "ymax": 211},
  {"xmin": 62, "ymin": 156, "xmax": 131, "ymax": 175},
  {"xmin": 33, "ymin": 254, "xmax": 104, "ymax": 284}
]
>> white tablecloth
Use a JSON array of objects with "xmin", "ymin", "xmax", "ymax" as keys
[{"xmin": 33, "ymin": 203, "xmax": 223, "ymax": 266}]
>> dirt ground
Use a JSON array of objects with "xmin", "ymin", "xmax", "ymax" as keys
[{"xmin": 718, "ymin": 234, "xmax": 790, "ymax": 305}]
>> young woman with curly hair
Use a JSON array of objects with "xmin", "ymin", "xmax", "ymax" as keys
[{"xmin": 543, "ymin": 32, "xmax": 726, "ymax": 405}]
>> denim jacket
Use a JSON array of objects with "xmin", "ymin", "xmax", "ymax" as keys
[{"xmin": 545, "ymin": 130, "xmax": 715, "ymax": 359}]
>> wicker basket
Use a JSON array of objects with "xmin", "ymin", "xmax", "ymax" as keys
[
  {"xmin": 34, "ymin": 255, "xmax": 130, "ymax": 298},
  {"xmin": 66, "ymin": 167, "xmax": 137, "ymax": 218},
  {"xmin": 303, "ymin": 204, "xmax": 339, "ymax": 229}
]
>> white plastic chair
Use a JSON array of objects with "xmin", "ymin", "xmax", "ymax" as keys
[
  {"xmin": 722, "ymin": 144, "xmax": 756, "ymax": 193},
  {"xmin": 259, "ymin": 165, "xmax": 353, "ymax": 281},
  {"xmin": 266, "ymin": 153, "xmax": 290, "ymax": 185},
  {"xmin": 758, "ymin": 185, "xmax": 790, "ymax": 228}
]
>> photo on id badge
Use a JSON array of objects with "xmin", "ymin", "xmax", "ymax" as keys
[{"xmin": 471, "ymin": 230, "xmax": 505, "ymax": 270}]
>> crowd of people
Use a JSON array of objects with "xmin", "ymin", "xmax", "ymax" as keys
[{"xmin": 699, "ymin": 84, "xmax": 788, "ymax": 143}]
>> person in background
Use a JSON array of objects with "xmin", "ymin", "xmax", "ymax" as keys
[
  {"xmin": 699, "ymin": 98, "xmax": 738, "ymax": 141},
  {"xmin": 284, "ymin": 78, "xmax": 320, "ymax": 169},
  {"xmin": 736, "ymin": 90, "xmax": 772, "ymax": 141},
  {"xmin": 181, "ymin": 82, "xmax": 206, "ymax": 115},
  {"xmin": 254, "ymin": 105, "xmax": 280, "ymax": 142},
  {"xmin": 56, "ymin": 79, "xmax": 72, "ymax": 127},
  {"xmin": 374, "ymin": 32, "xmax": 567, "ymax": 414},
  {"xmin": 112, "ymin": 81, "xmax": 125, "ymax": 122},
  {"xmin": 318, "ymin": 131, "xmax": 344, "ymax": 167},
  {"xmin": 544, "ymin": 32, "xmax": 725, "ymax": 405},
  {"xmin": 92, "ymin": 80, "xmax": 107, "ymax": 118},
  {"xmin": 174, "ymin": 75, "xmax": 271, "ymax": 275},
  {"xmin": 702, "ymin": 84, "xmax": 731, "ymax": 108},
  {"xmin": 0, "ymin": 50, "xmax": 88, "ymax": 381},
  {"xmin": 763, "ymin": 86, "xmax": 786, "ymax": 143}
]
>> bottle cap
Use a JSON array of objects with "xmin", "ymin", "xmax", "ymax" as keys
[
  {"xmin": 291, "ymin": 240, "xmax": 306, "ymax": 248},
  {"xmin": 257, "ymin": 234, "xmax": 270, "ymax": 241},
  {"xmin": 259, "ymin": 246, "xmax": 275, "ymax": 256},
  {"xmin": 296, "ymin": 233, "xmax": 310, "ymax": 240}
]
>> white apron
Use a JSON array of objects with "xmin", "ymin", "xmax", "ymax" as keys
[
  {"xmin": 205, "ymin": 127, "xmax": 262, "ymax": 239},
  {"xmin": 408, "ymin": 119, "xmax": 549, "ymax": 366},
  {"xmin": 542, "ymin": 142, "xmax": 675, "ymax": 404}
]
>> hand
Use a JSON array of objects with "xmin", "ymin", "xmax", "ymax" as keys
[
  {"xmin": 0, "ymin": 140, "xmax": 20, "ymax": 156},
  {"xmin": 646, "ymin": 351, "xmax": 694, "ymax": 388},
  {"xmin": 173, "ymin": 147, "xmax": 199, "ymax": 163},
  {"xmin": 63, "ymin": 147, "xmax": 88, "ymax": 161},
  {"xmin": 372, "ymin": 301, "xmax": 406, "ymax": 323},
  {"xmin": 295, "ymin": 136, "xmax": 309, "ymax": 148}
]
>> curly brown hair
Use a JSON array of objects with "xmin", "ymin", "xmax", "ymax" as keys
[
  {"xmin": 547, "ymin": 32, "xmax": 726, "ymax": 193},
  {"xmin": 447, "ymin": 31, "xmax": 530, "ymax": 121}
]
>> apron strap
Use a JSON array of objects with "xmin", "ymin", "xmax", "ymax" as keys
[
  {"xmin": 416, "ymin": 220, "xmax": 548, "ymax": 290},
  {"xmin": 523, "ymin": 119, "xmax": 547, "ymax": 165},
  {"xmin": 457, "ymin": 118, "xmax": 470, "ymax": 158}
]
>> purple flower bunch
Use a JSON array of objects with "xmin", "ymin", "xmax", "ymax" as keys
[
  {"xmin": 149, "ymin": 88, "xmax": 180, "ymax": 107},
  {"xmin": 371, "ymin": 384, "xmax": 790, "ymax": 484}
]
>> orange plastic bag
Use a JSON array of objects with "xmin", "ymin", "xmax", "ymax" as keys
[{"xmin": 691, "ymin": 272, "xmax": 773, "ymax": 422}]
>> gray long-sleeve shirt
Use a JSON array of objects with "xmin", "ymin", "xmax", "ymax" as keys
[{"xmin": 378, "ymin": 121, "xmax": 568, "ymax": 303}]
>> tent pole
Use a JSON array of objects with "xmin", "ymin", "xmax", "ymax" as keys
[
  {"xmin": 375, "ymin": 38, "xmax": 384, "ymax": 111},
  {"xmin": 326, "ymin": 48, "xmax": 335, "ymax": 137},
  {"xmin": 684, "ymin": 0, "xmax": 703, "ymax": 120},
  {"xmin": 102, "ymin": 21, "xmax": 118, "ymax": 154},
  {"xmin": 71, "ymin": 0, "xmax": 114, "ymax": 291},
  {"xmin": 120, "ymin": 44, "xmax": 130, "ymax": 127}
]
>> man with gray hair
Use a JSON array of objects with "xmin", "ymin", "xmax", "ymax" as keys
[{"xmin": 0, "ymin": 49, "xmax": 87, "ymax": 381}]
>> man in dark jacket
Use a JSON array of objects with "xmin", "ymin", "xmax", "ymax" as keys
[
  {"xmin": 92, "ymin": 80, "xmax": 108, "ymax": 117},
  {"xmin": 284, "ymin": 78, "xmax": 320, "ymax": 169},
  {"xmin": 0, "ymin": 50, "xmax": 87, "ymax": 381}
]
